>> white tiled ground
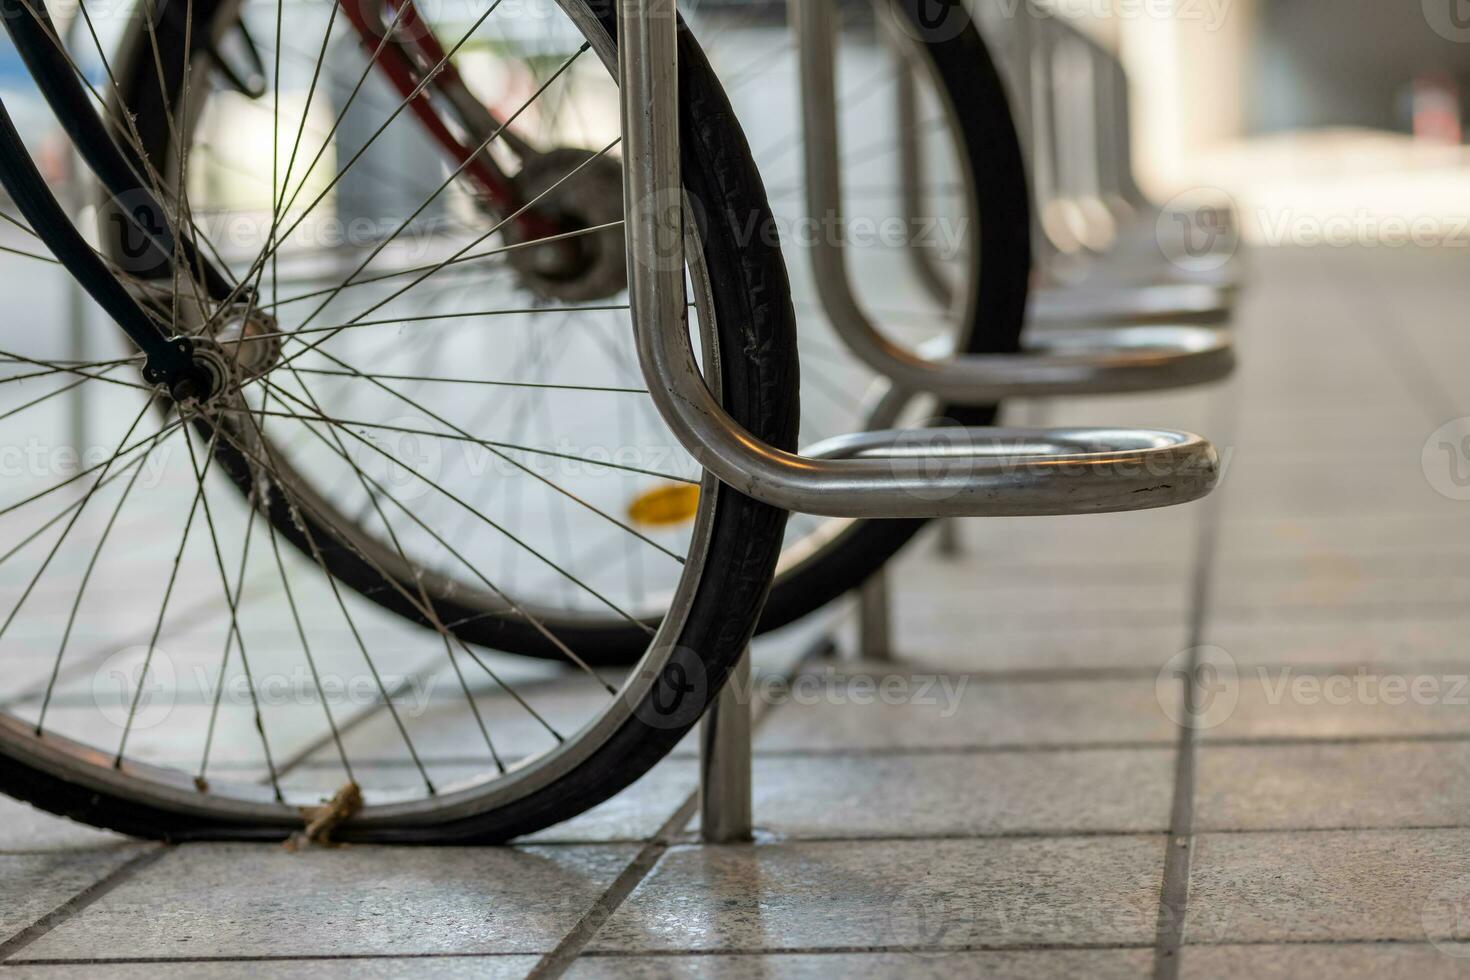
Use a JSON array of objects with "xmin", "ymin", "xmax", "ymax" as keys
[{"xmin": 7, "ymin": 239, "xmax": 1470, "ymax": 976}]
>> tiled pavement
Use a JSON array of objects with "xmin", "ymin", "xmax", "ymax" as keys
[{"xmin": 8, "ymin": 243, "xmax": 1470, "ymax": 978}]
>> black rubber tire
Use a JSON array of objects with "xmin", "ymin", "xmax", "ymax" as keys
[
  {"xmin": 754, "ymin": 0, "xmax": 1031, "ymax": 634},
  {"xmin": 0, "ymin": 0, "xmax": 799, "ymax": 842}
]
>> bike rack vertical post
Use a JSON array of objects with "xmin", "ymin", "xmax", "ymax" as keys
[
  {"xmin": 699, "ymin": 649, "xmax": 753, "ymax": 842},
  {"xmin": 857, "ymin": 572, "xmax": 893, "ymax": 661},
  {"xmin": 618, "ymin": 0, "xmax": 754, "ymax": 843}
]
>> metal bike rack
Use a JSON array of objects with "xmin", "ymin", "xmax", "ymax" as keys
[
  {"xmin": 791, "ymin": 0, "xmax": 1234, "ymax": 405},
  {"xmin": 618, "ymin": 0, "xmax": 1230, "ymax": 838},
  {"xmin": 969, "ymin": 3, "xmax": 1240, "ymax": 288},
  {"xmin": 888, "ymin": 20, "xmax": 1224, "ymax": 327},
  {"xmin": 699, "ymin": 650, "xmax": 752, "ymax": 842},
  {"xmin": 1021, "ymin": 12, "xmax": 1242, "ymax": 292},
  {"xmin": 892, "ymin": 33, "xmax": 1231, "ymax": 329}
]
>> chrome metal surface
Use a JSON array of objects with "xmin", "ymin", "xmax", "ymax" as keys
[
  {"xmin": 858, "ymin": 572, "xmax": 892, "ymax": 662},
  {"xmin": 699, "ymin": 649, "xmax": 753, "ymax": 843},
  {"xmin": 1029, "ymin": 281, "xmax": 1232, "ymax": 327},
  {"xmin": 790, "ymin": 0, "xmax": 1235, "ymax": 404},
  {"xmin": 619, "ymin": 0, "xmax": 1222, "ymax": 517}
]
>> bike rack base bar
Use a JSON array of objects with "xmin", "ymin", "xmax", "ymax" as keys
[{"xmin": 1029, "ymin": 282, "xmax": 1232, "ymax": 327}]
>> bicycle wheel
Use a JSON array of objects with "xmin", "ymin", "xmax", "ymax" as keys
[
  {"xmin": 217, "ymin": 0, "xmax": 1029, "ymax": 662},
  {"xmin": 0, "ymin": 0, "xmax": 796, "ymax": 840},
  {"xmin": 686, "ymin": 0, "xmax": 1031, "ymax": 635}
]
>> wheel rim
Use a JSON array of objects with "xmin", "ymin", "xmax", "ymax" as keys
[{"xmin": 0, "ymin": 0, "xmax": 749, "ymax": 827}]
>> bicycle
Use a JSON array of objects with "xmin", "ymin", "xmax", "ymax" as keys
[{"xmin": 0, "ymin": 0, "xmax": 1220, "ymax": 841}]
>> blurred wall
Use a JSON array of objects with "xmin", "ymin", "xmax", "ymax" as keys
[{"xmin": 1250, "ymin": 0, "xmax": 1470, "ymax": 133}]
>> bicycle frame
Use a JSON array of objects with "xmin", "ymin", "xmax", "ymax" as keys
[{"xmin": 338, "ymin": 0, "xmax": 562, "ymax": 242}]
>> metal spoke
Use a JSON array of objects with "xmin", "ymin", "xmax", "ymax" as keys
[
  {"xmin": 245, "ymin": 0, "xmax": 512, "ymax": 282},
  {"xmin": 0, "ymin": 398, "xmax": 156, "ymax": 652},
  {"xmin": 289, "ymin": 367, "xmax": 646, "ymax": 394},
  {"xmin": 0, "ymin": 415, "xmax": 183, "ymax": 521},
  {"xmin": 213, "ymin": 403, "xmax": 694, "ymax": 483},
  {"xmin": 268, "ymin": 344, "xmax": 689, "ymax": 560},
  {"xmin": 234, "ymin": 381, "xmax": 436, "ymax": 792},
  {"xmin": 177, "ymin": 419, "xmax": 285, "ymax": 799},
  {"xmin": 258, "ymin": 42, "xmax": 593, "ymax": 338},
  {"xmin": 255, "ymin": 377, "xmax": 658, "ymax": 635},
  {"xmin": 258, "ymin": 220, "xmax": 621, "ymax": 312},
  {"xmin": 114, "ymin": 418, "xmax": 214, "ymax": 765}
]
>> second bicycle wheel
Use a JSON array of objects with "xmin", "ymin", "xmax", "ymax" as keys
[{"xmin": 0, "ymin": 0, "xmax": 795, "ymax": 840}]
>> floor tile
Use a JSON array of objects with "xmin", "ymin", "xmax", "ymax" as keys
[
  {"xmin": 755, "ymin": 668, "xmax": 1180, "ymax": 751},
  {"xmin": 0, "ymin": 848, "xmax": 145, "ymax": 946},
  {"xmin": 0, "ymin": 795, "xmax": 126, "ymax": 853},
  {"xmin": 20, "ymin": 842, "xmax": 637, "ymax": 959},
  {"xmin": 881, "ymin": 618, "xmax": 1190, "ymax": 674},
  {"xmin": 1186, "ymin": 828, "xmax": 1470, "ymax": 944},
  {"xmin": 1202, "ymin": 664, "xmax": 1470, "ymax": 742},
  {"xmin": 591, "ymin": 836, "xmax": 1166, "ymax": 951},
  {"xmin": 565, "ymin": 948, "xmax": 1154, "ymax": 979},
  {"xmin": 525, "ymin": 759, "xmax": 696, "ymax": 843},
  {"xmin": 0, "ymin": 958, "xmax": 540, "ymax": 978},
  {"xmin": 716, "ymin": 749, "xmax": 1174, "ymax": 838},
  {"xmin": 1179, "ymin": 943, "xmax": 1470, "ymax": 979},
  {"xmin": 1207, "ymin": 613, "xmax": 1470, "ymax": 669},
  {"xmin": 1195, "ymin": 741, "xmax": 1470, "ymax": 831}
]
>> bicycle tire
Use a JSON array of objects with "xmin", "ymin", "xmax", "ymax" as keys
[{"xmin": 0, "ymin": 0, "xmax": 798, "ymax": 842}]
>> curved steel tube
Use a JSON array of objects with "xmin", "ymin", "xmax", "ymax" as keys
[
  {"xmin": 617, "ymin": 0, "xmax": 1219, "ymax": 519},
  {"xmin": 790, "ymin": 0, "xmax": 1233, "ymax": 403}
]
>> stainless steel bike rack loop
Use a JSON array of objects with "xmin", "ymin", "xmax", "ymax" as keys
[
  {"xmin": 791, "ymin": 0, "xmax": 1234, "ymax": 404},
  {"xmin": 618, "ymin": 0, "xmax": 1227, "ymax": 840}
]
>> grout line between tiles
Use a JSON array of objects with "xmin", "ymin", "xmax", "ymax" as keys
[
  {"xmin": 1152, "ymin": 377, "xmax": 1238, "ymax": 980},
  {"xmin": 0, "ymin": 845, "xmax": 170, "ymax": 962},
  {"xmin": 524, "ymin": 635, "xmax": 836, "ymax": 980}
]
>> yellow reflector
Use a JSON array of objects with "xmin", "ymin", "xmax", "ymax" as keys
[{"xmin": 627, "ymin": 483, "xmax": 700, "ymax": 527}]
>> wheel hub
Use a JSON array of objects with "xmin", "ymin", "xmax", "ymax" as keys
[
  {"xmin": 506, "ymin": 148, "xmax": 629, "ymax": 303},
  {"xmin": 143, "ymin": 303, "xmax": 281, "ymax": 405}
]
